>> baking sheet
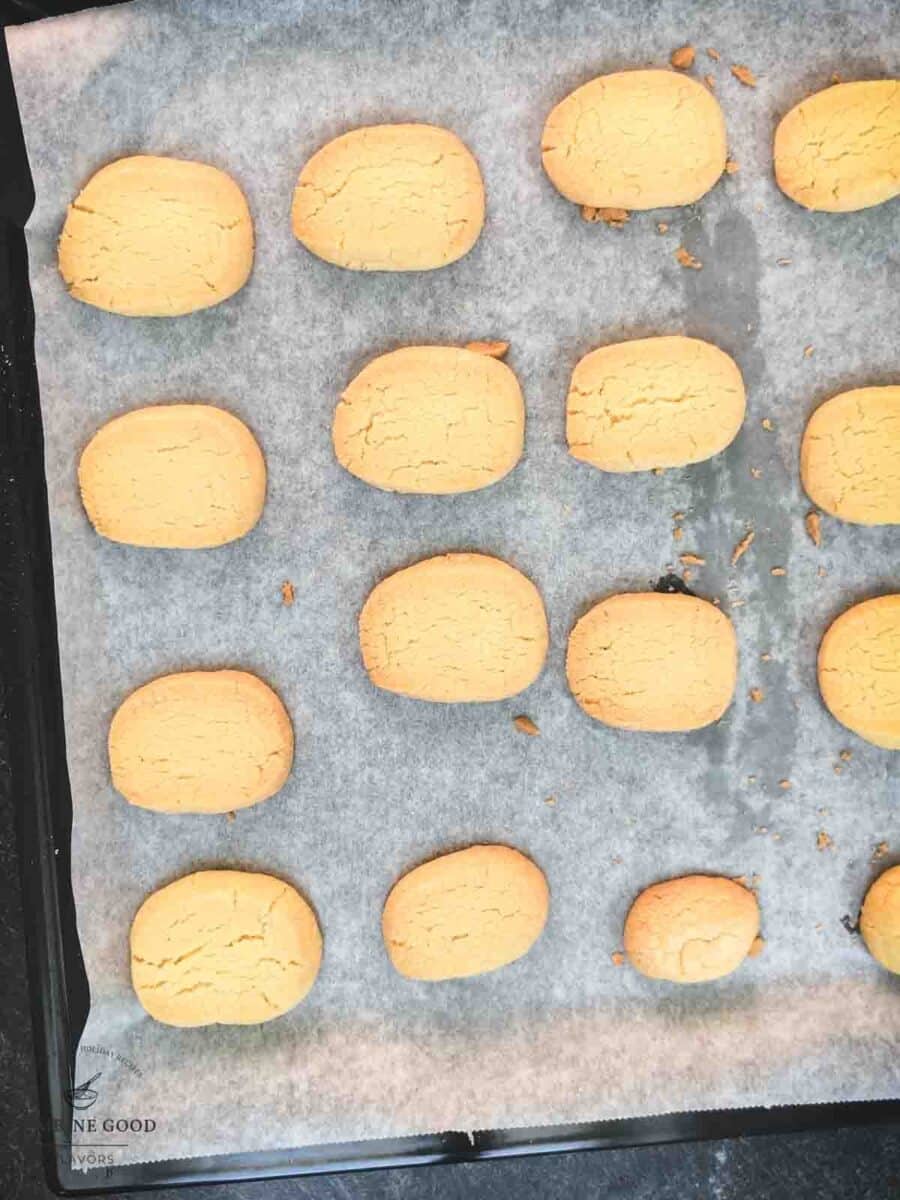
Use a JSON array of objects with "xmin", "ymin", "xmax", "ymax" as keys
[{"xmin": 8, "ymin": 0, "xmax": 900, "ymax": 1169}]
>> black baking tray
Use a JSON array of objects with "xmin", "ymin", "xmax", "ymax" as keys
[{"xmin": 2, "ymin": 4, "xmax": 899, "ymax": 1194}]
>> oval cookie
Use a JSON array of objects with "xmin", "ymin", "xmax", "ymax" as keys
[
  {"xmin": 109, "ymin": 669, "xmax": 293, "ymax": 813},
  {"xmin": 334, "ymin": 345, "xmax": 524, "ymax": 493},
  {"xmin": 291, "ymin": 124, "xmax": 485, "ymax": 271},
  {"xmin": 131, "ymin": 870, "xmax": 322, "ymax": 1025},
  {"xmin": 59, "ymin": 155, "xmax": 253, "ymax": 316},
  {"xmin": 567, "ymin": 593, "xmax": 737, "ymax": 732},
  {"xmin": 861, "ymin": 865, "xmax": 900, "ymax": 975},
  {"xmin": 624, "ymin": 875, "xmax": 760, "ymax": 983},
  {"xmin": 79, "ymin": 404, "xmax": 266, "ymax": 548},
  {"xmin": 818, "ymin": 595, "xmax": 900, "ymax": 749},
  {"xmin": 567, "ymin": 336, "xmax": 746, "ymax": 472},
  {"xmin": 383, "ymin": 845, "xmax": 549, "ymax": 980},
  {"xmin": 774, "ymin": 80, "xmax": 900, "ymax": 212},
  {"xmin": 359, "ymin": 553, "xmax": 548, "ymax": 702},
  {"xmin": 541, "ymin": 69, "xmax": 726, "ymax": 209},
  {"xmin": 800, "ymin": 386, "xmax": 900, "ymax": 525}
]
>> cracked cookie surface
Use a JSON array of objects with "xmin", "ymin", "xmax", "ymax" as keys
[
  {"xmin": 800, "ymin": 386, "xmax": 900, "ymax": 525},
  {"xmin": 382, "ymin": 845, "xmax": 549, "ymax": 981},
  {"xmin": 333, "ymin": 345, "xmax": 524, "ymax": 493},
  {"xmin": 541, "ymin": 69, "xmax": 726, "ymax": 209},
  {"xmin": 131, "ymin": 870, "xmax": 322, "ymax": 1026},
  {"xmin": 818, "ymin": 595, "xmax": 900, "ymax": 749},
  {"xmin": 291, "ymin": 123, "xmax": 485, "ymax": 270},
  {"xmin": 774, "ymin": 80, "xmax": 900, "ymax": 212},
  {"xmin": 567, "ymin": 335, "xmax": 745, "ymax": 473},
  {"xmin": 109, "ymin": 669, "xmax": 293, "ymax": 813},
  {"xmin": 359, "ymin": 553, "xmax": 548, "ymax": 703},
  {"xmin": 624, "ymin": 874, "xmax": 760, "ymax": 983},
  {"xmin": 567, "ymin": 592, "xmax": 737, "ymax": 732},
  {"xmin": 861, "ymin": 865, "xmax": 900, "ymax": 974},
  {"xmin": 79, "ymin": 404, "xmax": 266, "ymax": 548},
  {"xmin": 58, "ymin": 155, "xmax": 253, "ymax": 316}
]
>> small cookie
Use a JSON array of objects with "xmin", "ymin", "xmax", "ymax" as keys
[
  {"xmin": 359, "ymin": 553, "xmax": 548, "ymax": 702},
  {"xmin": 818, "ymin": 595, "xmax": 900, "ymax": 749},
  {"xmin": 109, "ymin": 670, "xmax": 293, "ymax": 812},
  {"xmin": 624, "ymin": 874, "xmax": 760, "ymax": 982},
  {"xmin": 542, "ymin": 69, "xmax": 726, "ymax": 209},
  {"xmin": 131, "ymin": 870, "xmax": 322, "ymax": 1025},
  {"xmin": 334, "ymin": 345, "xmax": 524, "ymax": 493},
  {"xmin": 291, "ymin": 124, "xmax": 485, "ymax": 271},
  {"xmin": 774, "ymin": 81, "xmax": 900, "ymax": 212},
  {"xmin": 861, "ymin": 865, "xmax": 900, "ymax": 974},
  {"xmin": 800, "ymin": 387, "xmax": 900, "ymax": 526},
  {"xmin": 79, "ymin": 404, "xmax": 266, "ymax": 548},
  {"xmin": 382, "ymin": 845, "xmax": 549, "ymax": 980},
  {"xmin": 567, "ymin": 336, "xmax": 745, "ymax": 472},
  {"xmin": 59, "ymin": 156, "xmax": 253, "ymax": 316},
  {"xmin": 567, "ymin": 593, "xmax": 737, "ymax": 731}
]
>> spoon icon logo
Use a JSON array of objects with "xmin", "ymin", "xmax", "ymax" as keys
[{"xmin": 66, "ymin": 1071, "xmax": 101, "ymax": 1110}]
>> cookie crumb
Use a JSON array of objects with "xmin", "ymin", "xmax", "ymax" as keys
[
  {"xmin": 770, "ymin": 566, "xmax": 786, "ymax": 576},
  {"xmin": 544, "ymin": 795, "xmax": 557, "ymax": 806},
  {"xmin": 657, "ymin": 221, "xmax": 669, "ymax": 234},
  {"xmin": 672, "ymin": 510, "xmax": 685, "ymax": 521},
  {"xmin": 675, "ymin": 245, "xmax": 703, "ymax": 269},
  {"xmin": 776, "ymin": 257, "xmax": 793, "ymax": 266},
  {"xmin": 750, "ymin": 687, "xmax": 765, "ymax": 703},
  {"xmin": 513, "ymin": 715, "xmax": 540, "ymax": 737},
  {"xmin": 725, "ymin": 158, "xmax": 740, "ymax": 174},
  {"xmin": 839, "ymin": 749, "xmax": 852, "ymax": 763},
  {"xmin": 817, "ymin": 565, "xmax": 827, "ymax": 578},
  {"xmin": 778, "ymin": 779, "xmax": 792, "ymax": 790},
  {"xmin": 466, "ymin": 340, "xmax": 509, "ymax": 359},
  {"xmin": 707, "ymin": 47, "xmax": 721, "ymax": 60},
  {"xmin": 761, "ymin": 417, "xmax": 774, "ymax": 431},
  {"xmin": 831, "ymin": 72, "xmax": 843, "ymax": 84},
  {"xmin": 680, "ymin": 553, "xmax": 705, "ymax": 565},
  {"xmin": 731, "ymin": 529, "xmax": 755, "ymax": 565},
  {"xmin": 731, "ymin": 63, "xmax": 757, "ymax": 87},
  {"xmin": 833, "ymin": 764, "xmax": 843, "ymax": 775},
  {"xmin": 803, "ymin": 345, "xmax": 814, "ymax": 358},
  {"xmin": 610, "ymin": 951, "xmax": 625, "ymax": 967},
  {"xmin": 750, "ymin": 467, "xmax": 763, "ymax": 479},
  {"xmin": 670, "ymin": 44, "xmax": 696, "ymax": 69},
  {"xmin": 805, "ymin": 511, "xmax": 822, "ymax": 547},
  {"xmin": 748, "ymin": 935, "xmax": 765, "ymax": 957},
  {"xmin": 704, "ymin": 73, "xmax": 716, "ymax": 89},
  {"xmin": 280, "ymin": 580, "xmax": 295, "ymax": 606},
  {"xmin": 673, "ymin": 525, "xmax": 684, "ymax": 541},
  {"xmin": 582, "ymin": 205, "xmax": 629, "ymax": 228},
  {"xmin": 683, "ymin": 568, "xmax": 694, "ymax": 582},
  {"xmin": 872, "ymin": 841, "xmax": 889, "ymax": 863},
  {"xmin": 816, "ymin": 831, "xmax": 834, "ymax": 852}
]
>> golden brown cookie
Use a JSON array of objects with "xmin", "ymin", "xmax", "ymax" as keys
[
  {"xmin": 109, "ymin": 670, "xmax": 293, "ymax": 812},
  {"xmin": 624, "ymin": 874, "xmax": 760, "ymax": 982},
  {"xmin": 818, "ymin": 595, "xmax": 900, "ymax": 749},
  {"xmin": 59, "ymin": 156, "xmax": 253, "ymax": 316},
  {"xmin": 566, "ymin": 592, "xmax": 737, "ymax": 731},
  {"xmin": 131, "ymin": 870, "xmax": 322, "ymax": 1025},
  {"xmin": 860, "ymin": 865, "xmax": 900, "ymax": 974},
  {"xmin": 291, "ymin": 124, "xmax": 485, "ymax": 270},
  {"xmin": 359, "ymin": 553, "xmax": 548, "ymax": 702},
  {"xmin": 382, "ymin": 845, "xmax": 549, "ymax": 980},
  {"xmin": 567, "ymin": 336, "xmax": 746, "ymax": 472}
]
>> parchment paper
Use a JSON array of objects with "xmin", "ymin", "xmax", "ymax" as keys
[{"xmin": 8, "ymin": 0, "xmax": 900, "ymax": 1170}]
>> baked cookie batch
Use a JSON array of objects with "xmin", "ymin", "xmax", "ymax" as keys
[{"xmin": 60, "ymin": 66, "xmax": 900, "ymax": 1026}]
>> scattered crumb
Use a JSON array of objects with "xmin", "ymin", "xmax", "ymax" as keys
[
  {"xmin": 731, "ymin": 529, "xmax": 755, "ymax": 565},
  {"xmin": 805, "ymin": 511, "xmax": 822, "ymax": 548},
  {"xmin": 670, "ymin": 44, "xmax": 696, "ymax": 69},
  {"xmin": 840, "ymin": 749, "xmax": 852, "ymax": 762},
  {"xmin": 779, "ymin": 779, "xmax": 792, "ymax": 790},
  {"xmin": 748, "ymin": 936, "xmax": 765, "ymax": 958},
  {"xmin": 226, "ymin": 810, "xmax": 236, "ymax": 823},
  {"xmin": 872, "ymin": 842, "xmax": 890, "ymax": 863},
  {"xmin": 673, "ymin": 525, "xmax": 684, "ymax": 541},
  {"xmin": 707, "ymin": 47, "xmax": 720, "ymax": 60},
  {"xmin": 833, "ymin": 764, "xmax": 843, "ymax": 775},
  {"xmin": 754, "ymin": 825, "xmax": 768, "ymax": 835},
  {"xmin": 761, "ymin": 652, "xmax": 772, "ymax": 662},
  {"xmin": 731, "ymin": 598, "xmax": 746, "ymax": 608},
  {"xmin": 815, "ymin": 922, "xmax": 824, "ymax": 931},
  {"xmin": 831, "ymin": 72, "xmax": 843, "ymax": 84},
  {"xmin": 761, "ymin": 417, "xmax": 774, "ymax": 431},
  {"xmin": 750, "ymin": 687, "xmax": 765, "ymax": 703},
  {"xmin": 747, "ymin": 775, "xmax": 757, "ymax": 783},
  {"xmin": 776, "ymin": 257, "xmax": 793, "ymax": 267},
  {"xmin": 675, "ymin": 245, "xmax": 703, "ymax": 269},
  {"xmin": 611, "ymin": 855, "xmax": 623, "ymax": 865},
  {"xmin": 817, "ymin": 566, "xmax": 827, "ymax": 578},
  {"xmin": 725, "ymin": 158, "xmax": 740, "ymax": 174},
  {"xmin": 582, "ymin": 205, "xmax": 629, "ymax": 228},
  {"xmin": 804, "ymin": 345, "xmax": 815, "ymax": 358},
  {"xmin": 680, "ymin": 553, "xmax": 705, "ymax": 565},
  {"xmin": 770, "ymin": 566, "xmax": 786, "ymax": 576},
  {"xmin": 683, "ymin": 568, "xmax": 694, "ymax": 582},
  {"xmin": 673, "ymin": 510, "xmax": 685, "ymax": 520},
  {"xmin": 513, "ymin": 715, "xmax": 540, "ymax": 737},
  {"xmin": 544, "ymin": 795, "xmax": 557, "ymax": 807},
  {"xmin": 610, "ymin": 951, "xmax": 626, "ymax": 967},
  {"xmin": 280, "ymin": 580, "xmax": 295, "ymax": 606},
  {"xmin": 657, "ymin": 221, "xmax": 669, "ymax": 234},
  {"xmin": 704, "ymin": 73, "xmax": 716, "ymax": 89},
  {"xmin": 750, "ymin": 467, "xmax": 763, "ymax": 479},
  {"xmin": 466, "ymin": 340, "xmax": 509, "ymax": 359},
  {"xmin": 772, "ymin": 833, "xmax": 782, "ymax": 842},
  {"xmin": 816, "ymin": 831, "xmax": 834, "ymax": 852},
  {"xmin": 731, "ymin": 63, "xmax": 757, "ymax": 87}
]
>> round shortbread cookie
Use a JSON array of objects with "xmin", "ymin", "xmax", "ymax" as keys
[
  {"xmin": 818, "ymin": 596, "xmax": 900, "ymax": 749},
  {"xmin": 800, "ymin": 386, "xmax": 900, "ymax": 526},
  {"xmin": 382, "ymin": 845, "xmax": 549, "ymax": 981},
  {"xmin": 359, "ymin": 553, "xmax": 548, "ymax": 703},
  {"xmin": 774, "ymin": 80, "xmax": 900, "ymax": 212},
  {"xmin": 79, "ymin": 404, "xmax": 266, "ymax": 548},
  {"xmin": 291, "ymin": 124, "xmax": 485, "ymax": 271},
  {"xmin": 131, "ymin": 870, "xmax": 322, "ymax": 1025},
  {"xmin": 541, "ymin": 69, "xmax": 726, "ymax": 209},
  {"xmin": 624, "ymin": 874, "xmax": 760, "ymax": 983},
  {"xmin": 109, "ymin": 670, "xmax": 294, "ymax": 813},
  {"xmin": 567, "ymin": 592, "xmax": 737, "ymax": 732},
  {"xmin": 861, "ymin": 865, "xmax": 900, "ymax": 975},
  {"xmin": 333, "ymin": 345, "xmax": 524, "ymax": 493},
  {"xmin": 567, "ymin": 336, "xmax": 745, "ymax": 473},
  {"xmin": 59, "ymin": 155, "xmax": 253, "ymax": 316}
]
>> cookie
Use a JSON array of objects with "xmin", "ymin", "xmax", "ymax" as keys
[
  {"xmin": 624, "ymin": 874, "xmax": 760, "ymax": 983},
  {"xmin": 382, "ymin": 845, "xmax": 549, "ymax": 980},
  {"xmin": 131, "ymin": 870, "xmax": 322, "ymax": 1025},
  {"xmin": 567, "ymin": 336, "xmax": 746, "ymax": 473},
  {"xmin": 59, "ymin": 155, "xmax": 253, "ymax": 316},
  {"xmin": 800, "ymin": 386, "xmax": 900, "ymax": 525},
  {"xmin": 109, "ymin": 670, "xmax": 293, "ymax": 813},
  {"xmin": 334, "ymin": 345, "xmax": 524, "ymax": 493},
  {"xmin": 774, "ymin": 81, "xmax": 900, "ymax": 211},
  {"xmin": 359, "ymin": 553, "xmax": 548, "ymax": 702},
  {"xmin": 291, "ymin": 124, "xmax": 485, "ymax": 271},
  {"xmin": 818, "ymin": 595, "xmax": 900, "ymax": 749},
  {"xmin": 860, "ymin": 865, "xmax": 900, "ymax": 975},
  {"xmin": 542, "ymin": 69, "xmax": 726, "ymax": 209},
  {"xmin": 567, "ymin": 592, "xmax": 737, "ymax": 731},
  {"xmin": 79, "ymin": 404, "xmax": 266, "ymax": 548}
]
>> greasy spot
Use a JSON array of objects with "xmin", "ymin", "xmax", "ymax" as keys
[{"xmin": 818, "ymin": 595, "xmax": 900, "ymax": 749}]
